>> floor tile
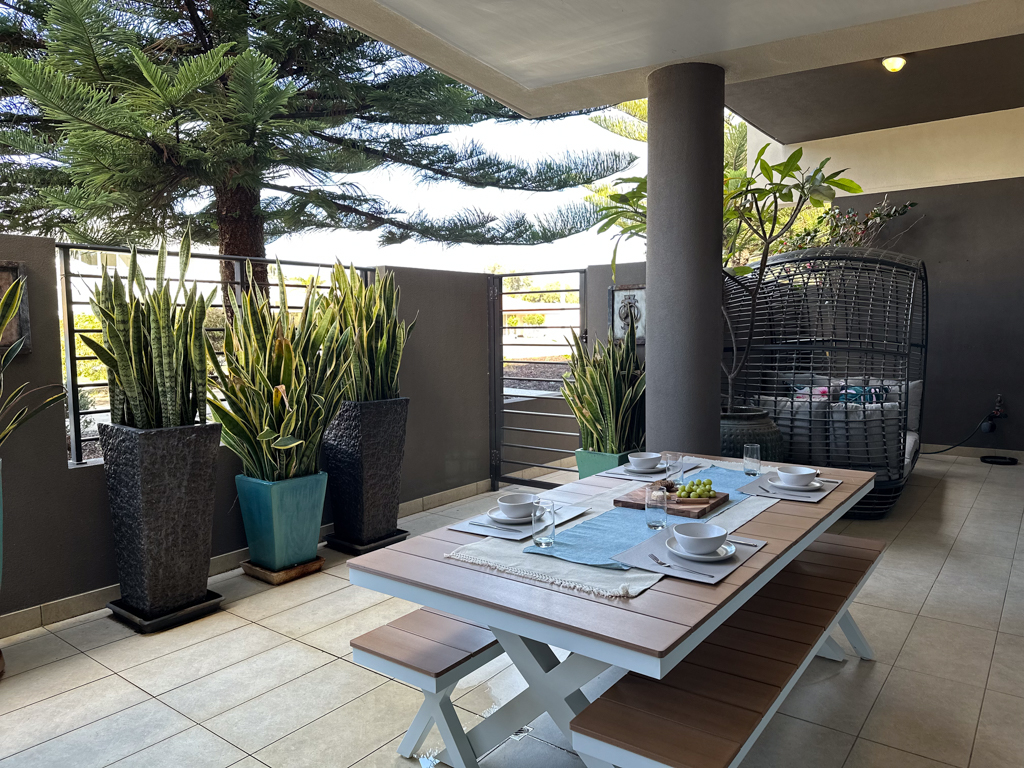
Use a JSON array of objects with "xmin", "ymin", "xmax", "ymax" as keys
[
  {"xmin": 844, "ymin": 520, "xmax": 908, "ymax": 544},
  {"xmin": 831, "ymin": 604, "xmax": 917, "ymax": 666},
  {"xmin": 855, "ymin": 568, "xmax": 936, "ymax": 614},
  {"xmin": 741, "ymin": 713, "xmax": 855, "ymax": 768},
  {"xmin": 842, "ymin": 739, "xmax": 954, "ymax": 768},
  {"xmin": 401, "ymin": 514, "xmax": 453, "ymax": 538},
  {"xmin": 0, "ymin": 627, "xmax": 48, "ymax": 649},
  {"xmin": 971, "ymin": 690, "xmax": 1024, "ymax": 768},
  {"xmin": 109, "ymin": 725, "xmax": 247, "ymax": 768},
  {"xmin": 224, "ymin": 574, "xmax": 347, "ymax": 622},
  {"xmin": 0, "ymin": 699, "xmax": 191, "ymax": 768},
  {"xmin": 0, "ymin": 676, "xmax": 149, "ymax": 760},
  {"xmin": 987, "ymin": 632, "xmax": 1024, "ymax": 698},
  {"xmin": 860, "ymin": 667, "xmax": 984, "ymax": 767},
  {"xmin": 342, "ymin": 704, "xmax": 483, "ymax": 767},
  {"xmin": 253, "ymin": 681, "xmax": 421, "ymax": 768},
  {"xmin": 779, "ymin": 656, "xmax": 892, "ymax": 735},
  {"xmin": 54, "ymin": 616, "xmax": 137, "ymax": 652},
  {"xmin": 43, "ymin": 609, "xmax": 113, "ymax": 633},
  {"xmin": 921, "ymin": 578, "xmax": 1007, "ymax": 631},
  {"xmin": 453, "ymin": 662, "xmax": 528, "ymax": 715},
  {"xmin": 479, "ymin": 735, "xmax": 584, "ymax": 768},
  {"xmin": 895, "ymin": 617, "xmax": 996, "ymax": 687},
  {"xmin": 86, "ymin": 611, "xmax": 250, "ymax": 672},
  {"xmin": 939, "ymin": 551, "xmax": 1013, "ymax": 585},
  {"xmin": 159, "ymin": 641, "xmax": 334, "ymax": 722},
  {"xmin": 999, "ymin": 565, "xmax": 1024, "ymax": 636},
  {"xmin": 258, "ymin": 585, "xmax": 390, "ymax": 638},
  {"xmin": 952, "ymin": 523, "xmax": 1019, "ymax": 559},
  {"xmin": 215, "ymin": 575, "xmax": 274, "ymax": 607},
  {"xmin": 880, "ymin": 537, "xmax": 954, "ymax": 578},
  {"xmin": 204, "ymin": 659, "xmax": 386, "ymax": 754},
  {"xmin": 119, "ymin": 624, "xmax": 289, "ymax": 696},
  {"xmin": 298, "ymin": 598, "xmax": 420, "ymax": 657},
  {"xmin": 0, "ymin": 632, "xmax": 78, "ymax": 677},
  {"xmin": 323, "ymin": 561, "xmax": 350, "ymax": 580},
  {"xmin": 0, "ymin": 653, "xmax": 110, "ymax": 717},
  {"xmin": 450, "ymin": 653, "xmax": 514, "ymax": 701}
]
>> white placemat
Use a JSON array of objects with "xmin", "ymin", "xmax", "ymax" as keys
[
  {"xmin": 445, "ymin": 536, "xmax": 662, "ymax": 598},
  {"xmin": 613, "ymin": 532, "xmax": 767, "ymax": 584},
  {"xmin": 447, "ymin": 505, "xmax": 590, "ymax": 541}
]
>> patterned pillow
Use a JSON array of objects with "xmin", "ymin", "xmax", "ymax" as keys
[{"xmin": 837, "ymin": 385, "xmax": 890, "ymax": 404}]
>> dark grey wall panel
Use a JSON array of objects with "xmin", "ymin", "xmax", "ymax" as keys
[{"xmin": 585, "ymin": 261, "xmax": 646, "ymax": 348}]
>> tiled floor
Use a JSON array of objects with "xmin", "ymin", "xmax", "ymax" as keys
[{"xmin": 1, "ymin": 455, "xmax": 1023, "ymax": 767}]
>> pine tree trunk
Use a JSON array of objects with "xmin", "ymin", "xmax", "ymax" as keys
[{"xmin": 216, "ymin": 183, "xmax": 268, "ymax": 318}]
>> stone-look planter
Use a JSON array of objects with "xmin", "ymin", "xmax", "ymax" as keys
[
  {"xmin": 98, "ymin": 422, "xmax": 223, "ymax": 632},
  {"xmin": 720, "ymin": 406, "xmax": 784, "ymax": 462},
  {"xmin": 236, "ymin": 472, "xmax": 328, "ymax": 573},
  {"xmin": 322, "ymin": 397, "xmax": 410, "ymax": 555},
  {"xmin": 575, "ymin": 449, "xmax": 632, "ymax": 479}
]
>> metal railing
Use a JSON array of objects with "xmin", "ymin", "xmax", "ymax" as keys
[
  {"xmin": 58, "ymin": 243, "xmax": 369, "ymax": 463},
  {"xmin": 488, "ymin": 269, "xmax": 586, "ymax": 490}
]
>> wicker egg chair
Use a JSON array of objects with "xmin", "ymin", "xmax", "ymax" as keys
[{"xmin": 724, "ymin": 247, "xmax": 928, "ymax": 519}]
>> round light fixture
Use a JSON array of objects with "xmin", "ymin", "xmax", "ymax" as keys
[{"xmin": 882, "ymin": 56, "xmax": 907, "ymax": 73}]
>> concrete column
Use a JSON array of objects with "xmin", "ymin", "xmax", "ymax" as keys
[{"xmin": 645, "ymin": 63, "xmax": 724, "ymax": 454}]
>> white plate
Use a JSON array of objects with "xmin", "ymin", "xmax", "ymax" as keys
[
  {"xmin": 623, "ymin": 462, "xmax": 669, "ymax": 475},
  {"xmin": 665, "ymin": 538, "xmax": 737, "ymax": 562},
  {"xmin": 767, "ymin": 476, "xmax": 823, "ymax": 492},
  {"xmin": 487, "ymin": 507, "xmax": 534, "ymax": 525}
]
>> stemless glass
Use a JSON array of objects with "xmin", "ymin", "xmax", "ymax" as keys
[
  {"xmin": 645, "ymin": 487, "xmax": 669, "ymax": 530},
  {"xmin": 532, "ymin": 500, "xmax": 556, "ymax": 547},
  {"xmin": 661, "ymin": 451, "xmax": 683, "ymax": 480},
  {"xmin": 743, "ymin": 443, "xmax": 761, "ymax": 476}
]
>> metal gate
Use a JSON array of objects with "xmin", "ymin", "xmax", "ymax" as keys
[{"xmin": 488, "ymin": 269, "xmax": 586, "ymax": 490}]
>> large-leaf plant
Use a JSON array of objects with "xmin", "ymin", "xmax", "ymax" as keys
[{"xmin": 206, "ymin": 264, "xmax": 351, "ymax": 481}]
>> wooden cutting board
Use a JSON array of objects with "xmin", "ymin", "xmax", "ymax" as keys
[{"xmin": 613, "ymin": 485, "xmax": 730, "ymax": 518}]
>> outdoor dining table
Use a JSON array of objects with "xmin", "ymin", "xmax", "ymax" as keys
[{"xmin": 347, "ymin": 455, "xmax": 876, "ymax": 768}]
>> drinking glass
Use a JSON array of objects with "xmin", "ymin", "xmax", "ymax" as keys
[
  {"xmin": 532, "ymin": 500, "xmax": 556, "ymax": 548},
  {"xmin": 661, "ymin": 451, "xmax": 683, "ymax": 480},
  {"xmin": 743, "ymin": 444, "xmax": 761, "ymax": 476},
  {"xmin": 645, "ymin": 487, "xmax": 669, "ymax": 530}
]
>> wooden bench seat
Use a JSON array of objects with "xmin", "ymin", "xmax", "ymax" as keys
[
  {"xmin": 570, "ymin": 533, "xmax": 885, "ymax": 768},
  {"xmin": 352, "ymin": 608, "xmax": 503, "ymax": 768}
]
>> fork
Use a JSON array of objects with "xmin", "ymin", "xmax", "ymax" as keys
[{"xmin": 648, "ymin": 552, "xmax": 714, "ymax": 578}]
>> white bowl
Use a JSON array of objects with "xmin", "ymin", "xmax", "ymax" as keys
[
  {"xmin": 777, "ymin": 466, "xmax": 817, "ymax": 487},
  {"xmin": 497, "ymin": 493, "xmax": 539, "ymax": 519},
  {"xmin": 628, "ymin": 452, "xmax": 662, "ymax": 470},
  {"xmin": 672, "ymin": 522, "xmax": 727, "ymax": 555}
]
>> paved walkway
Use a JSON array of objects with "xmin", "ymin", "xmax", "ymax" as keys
[{"xmin": 1, "ymin": 455, "xmax": 1023, "ymax": 767}]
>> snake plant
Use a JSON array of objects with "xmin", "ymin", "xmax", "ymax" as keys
[
  {"xmin": 206, "ymin": 262, "xmax": 352, "ymax": 481},
  {"xmin": 561, "ymin": 319, "xmax": 645, "ymax": 454},
  {"xmin": 81, "ymin": 226, "xmax": 214, "ymax": 429},
  {"xmin": 0, "ymin": 278, "xmax": 66, "ymax": 448},
  {"xmin": 328, "ymin": 265, "xmax": 415, "ymax": 402}
]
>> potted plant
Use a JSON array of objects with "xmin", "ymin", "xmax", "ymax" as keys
[
  {"xmin": 0, "ymin": 277, "xmax": 66, "ymax": 675},
  {"xmin": 81, "ymin": 229, "xmax": 223, "ymax": 632},
  {"xmin": 322, "ymin": 265, "xmax": 415, "ymax": 555},
  {"xmin": 561, "ymin": 319, "xmax": 645, "ymax": 478},
  {"xmin": 207, "ymin": 263, "xmax": 351, "ymax": 583}
]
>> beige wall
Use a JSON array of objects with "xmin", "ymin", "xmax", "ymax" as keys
[{"xmin": 749, "ymin": 106, "xmax": 1024, "ymax": 194}]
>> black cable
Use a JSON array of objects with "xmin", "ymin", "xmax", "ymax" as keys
[{"xmin": 921, "ymin": 414, "xmax": 991, "ymax": 454}]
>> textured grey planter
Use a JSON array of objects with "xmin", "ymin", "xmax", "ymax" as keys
[
  {"xmin": 322, "ymin": 398, "xmax": 409, "ymax": 555},
  {"xmin": 98, "ymin": 422, "xmax": 223, "ymax": 629}
]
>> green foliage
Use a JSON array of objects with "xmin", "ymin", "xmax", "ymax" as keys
[
  {"xmin": 206, "ymin": 263, "xmax": 351, "ymax": 481},
  {"xmin": 0, "ymin": 278, "xmax": 67, "ymax": 449},
  {"xmin": 60, "ymin": 310, "xmax": 105, "ymax": 382},
  {"xmin": 81, "ymin": 225, "xmax": 214, "ymax": 428},
  {"xmin": 588, "ymin": 100, "xmax": 648, "ymax": 142},
  {"xmin": 0, "ymin": 0, "xmax": 635, "ymax": 255},
  {"xmin": 506, "ymin": 313, "xmax": 545, "ymax": 328},
  {"xmin": 560, "ymin": 320, "xmax": 644, "ymax": 454},
  {"xmin": 328, "ymin": 265, "xmax": 414, "ymax": 402},
  {"xmin": 776, "ymin": 197, "xmax": 918, "ymax": 252}
]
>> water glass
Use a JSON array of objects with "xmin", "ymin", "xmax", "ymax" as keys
[
  {"xmin": 532, "ymin": 500, "xmax": 556, "ymax": 548},
  {"xmin": 743, "ymin": 443, "xmax": 761, "ymax": 476},
  {"xmin": 661, "ymin": 451, "xmax": 683, "ymax": 480},
  {"xmin": 645, "ymin": 487, "xmax": 669, "ymax": 530}
]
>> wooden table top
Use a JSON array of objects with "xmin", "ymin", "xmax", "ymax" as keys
[{"xmin": 348, "ymin": 459, "xmax": 875, "ymax": 665}]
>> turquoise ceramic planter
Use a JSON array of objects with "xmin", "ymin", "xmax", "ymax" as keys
[
  {"xmin": 575, "ymin": 449, "xmax": 632, "ymax": 479},
  {"xmin": 236, "ymin": 472, "xmax": 328, "ymax": 572}
]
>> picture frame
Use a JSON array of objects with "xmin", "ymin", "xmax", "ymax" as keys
[{"xmin": 608, "ymin": 284, "xmax": 646, "ymax": 345}]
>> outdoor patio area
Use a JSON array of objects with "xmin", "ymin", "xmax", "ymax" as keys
[{"xmin": 1, "ymin": 454, "xmax": 1022, "ymax": 768}]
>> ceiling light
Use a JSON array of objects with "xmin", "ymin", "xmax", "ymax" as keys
[{"xmin": 882, "ymin": 56, "xmax": 906, "ymax": 73}]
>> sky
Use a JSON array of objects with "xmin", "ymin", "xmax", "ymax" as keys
[{"xmin": 265, "ymin": 110, "xmax": 650, "ymax": 275}]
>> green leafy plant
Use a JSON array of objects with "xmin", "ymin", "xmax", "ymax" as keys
[
  {"xmin": 0, "ymin": 279, "xmax": 66, "ymax": 448},
  {"xmin": 81, "ymin": 226, "xmax": 214, "ymax": 428},
  {"xmin": 560, "ymin": 320, "xmax": 645, "ymax": 454},
  {"xmin": 776, "ymin": 196, "xmax": 917, "ymax": 252},
  {"xmin": 328, "ymin": 265, "xmax": 415, "ymax": 402},
  {"xmin": 206, "ymin": 265, "xmax": 351, "ymax": 481}
]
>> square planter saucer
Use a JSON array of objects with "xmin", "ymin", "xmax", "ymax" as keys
[
  {"xmin": 107, "ymin": 590, "xmax": 224, "ymax": 634},
  {"xmin": 325, "ymin": 529, "xmax": 409, "ymax": 556},
  {"xmin": 241, "ymin": 555, "xmax": 326, "ymax": 585}
]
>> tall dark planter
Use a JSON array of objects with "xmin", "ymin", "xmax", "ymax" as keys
[
  {"xmin": 98, "ymin": 422, "xmax": 224, "ymax": 632},
  {"xmin": 720, "ymin": 406, "xmax": 784, "ymax": 462},
  {"xmin": 322, "ymin": 397, "xmax": 410, "ymax": 555}
]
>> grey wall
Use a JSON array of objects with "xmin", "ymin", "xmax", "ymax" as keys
[
  {"xmin": 0, "ymin": 242, "xmax": 489, "ymax": 615},
  {"xmin": 844, "ymin": 177, "xmax": 1024, "ymax": 451},
  {"xmin": 585, "ymin": 262, "xmax": 646, "ymax": 349}
]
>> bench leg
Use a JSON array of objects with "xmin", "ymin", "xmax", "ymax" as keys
[
  {"xmin": 398, "ymin": 684, "xmax": 480, "ymax": 768},
  {"xmin": 816, "ymin": 635, "xmax": 846, "ymax": 662},
  {"xmin": 839, "ymin": 611, "xmax": 875, "ymax": 660}
]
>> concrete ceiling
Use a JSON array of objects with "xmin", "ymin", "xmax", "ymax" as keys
[
  {"xmin": 728, "ymin": 33, "xmax": 1024, "ymax": 143},
  {"xmin": 304, "ymin": 0, "xmax": 1024, "ymax": 116}
]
